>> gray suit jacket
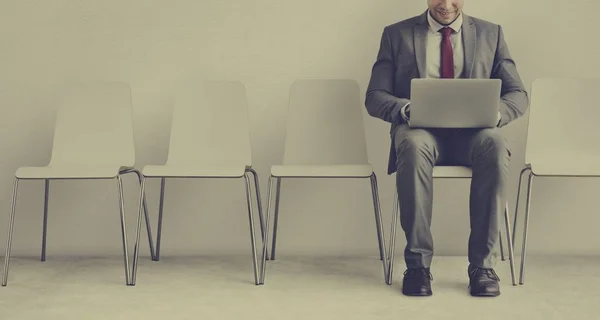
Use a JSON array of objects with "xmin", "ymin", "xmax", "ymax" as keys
[{"xmin": 365, "ymin": 11, "xmax": 529, "ymax": 174}]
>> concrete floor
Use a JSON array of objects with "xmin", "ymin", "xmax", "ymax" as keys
[{"xmin": 0, "ymin": 255, "xmax": 598, "ymax": 320}]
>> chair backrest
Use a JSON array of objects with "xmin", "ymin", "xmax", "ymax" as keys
[
  {"xmin": 282, "ymin": 79, "xmax": 369, "ymax": 165},
  {"xmin": 166, "ymin": 80, "xmax": 252, "ymax": 167},
  {"xmin": 48, "ymin": 82, "xmax": 135, "ymax": 167},
  {"xmin": 525, "ymin": 77, "xmax": 600, "ymax": 166}
]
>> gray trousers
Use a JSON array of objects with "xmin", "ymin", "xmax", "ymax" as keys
[{"xmin": 392, "ymin": 124, "xmax": 510, "ymax": 269}]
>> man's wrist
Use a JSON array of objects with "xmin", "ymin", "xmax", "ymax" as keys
[
  {"xmin": 496, "ymin": 111, "xmax": 502, "ymax": 127},
  {"xmin": 401, "ymin": 102, "xmax": 411, "ymax": 121}
]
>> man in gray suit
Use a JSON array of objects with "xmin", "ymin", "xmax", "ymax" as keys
[{"xmin": 365, "ymin": 0, "xmax": 528, "ymax": 297}]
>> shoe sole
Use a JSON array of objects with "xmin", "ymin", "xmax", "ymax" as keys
[
  {"xmin": 402, "ymin": 291, "xmax": 433, "ymax": 296},
  {"xmin": 469, "ymin": 291, "xmax": 500, "ymax": 297}
]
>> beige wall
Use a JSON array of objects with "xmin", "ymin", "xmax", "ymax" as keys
[{"xmin": 0, "ymin": 0, "xmax": 598, "ymax": 258}]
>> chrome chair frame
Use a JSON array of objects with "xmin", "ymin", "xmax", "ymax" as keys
[{"xmin": 2, "ymin": 168, "xmax": 155, "ymax": 286}]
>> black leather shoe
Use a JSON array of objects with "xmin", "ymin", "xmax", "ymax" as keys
[
  {"xmin": 468, "ymin": 265, "xmax": 500, "ymax": 297},
  {"xmin": 402, "ymin": 268, "xmax": 433, "ymax": 296}
]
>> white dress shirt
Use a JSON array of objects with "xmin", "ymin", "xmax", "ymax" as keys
[
  {"xmin": 425, "ymin": 10, "xmax": 464, "ymax": 79},
  {"xmin": 400, "ymin": 10, "xmax": 465, "ymax": 120}
]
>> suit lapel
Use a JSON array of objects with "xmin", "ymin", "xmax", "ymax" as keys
[
  {"xmin": 461, "ymin": 14, "xmax": 476, "ymax": 78},
  {"xmin": 413, "ymin": 11, "xmax": 428, "ymax": 78}
]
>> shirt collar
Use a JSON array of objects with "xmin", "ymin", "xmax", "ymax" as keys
[{"xmin": 427, "ymin": 9, "xmax": 463, "ymax": 33}]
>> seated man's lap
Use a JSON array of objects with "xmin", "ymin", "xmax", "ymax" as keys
[{"xmin": 392, "ymin": 125, "xmax": 510, "ymax": 167}]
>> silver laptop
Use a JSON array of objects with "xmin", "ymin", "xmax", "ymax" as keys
[{"xmin": 408, "ymin": 78, "xmax": 502, "ymax": 128}]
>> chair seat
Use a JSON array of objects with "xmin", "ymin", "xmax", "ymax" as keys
[
  {"xmin": 15, "ymin": 165, "xmax": 129, "ymax": 179},
  {"xmin": 433, "ymin": 166, "xmax": 472, "ymax": 178},
  {"xmin": 270, "ymin": 164, "xmax": 373, "ymax": 178},
  {"xmin": 529, "ymin": 161, "xmax": 600, "ymax": 176},
  {"xmin": 142, "ymin": 164, "xmax": 248, "ymax": 178}
]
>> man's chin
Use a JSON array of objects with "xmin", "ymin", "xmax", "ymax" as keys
[{"xmin": 435, "ymin": 13, "xmax": 459, "ymax": 25}]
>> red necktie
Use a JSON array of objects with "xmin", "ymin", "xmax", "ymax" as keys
[{"xmin": 440, "ymin": 27, "xmax": 454, "ymax": 78}]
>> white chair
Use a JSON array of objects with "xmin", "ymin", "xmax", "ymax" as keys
[
  {"xmin": 258, "ymin": 79, "xmax": 388, "ymax": 284},
  {"xmin": 513, "ymin": 77, "xmax": 600, "ymax": 285},
  {"xmin": 129, "ymin": 81, "xmax": 265, "ymax": 286},
  {"xmin": 386, "ymin": 166, "xmax": 517, "ymax": 286},
  {"xmin": 2, "ymin": 82, "xmax": 155, "ymax": 286}
]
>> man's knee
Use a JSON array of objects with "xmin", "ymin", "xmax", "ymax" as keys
[
  {"xmin": 394, "ymin": 128, "xmax": 438, "ymax": 165},
  {"xmin": 472, "ymin": 129, "xmax": 510, "ymax": 164}
]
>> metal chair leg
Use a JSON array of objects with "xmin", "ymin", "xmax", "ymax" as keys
[
  {"xmin": 130, "ymin": 176, "xmax": 147, "ymax": 286},
  {"xmin": 503, "ymin": 202, "xmax": 517, "ymax": 286},
  {"xmin": 513, "ymin": 167, "xmax": 530, "ymax": 247},
  {"xmin": 119, "ymin": 168, "xmax": 156, "ymax": 261},
  {"xmin": 499, "ymin": 230, "xmax": 505, "ymax": 261},
  {"xmin": 2, "ymin": 178, "xmax": 20, "ymax": 286},
  {"xmin": 155, "ymin": 178, "xmax": 166, "ymax": 261},
  {"xmin": 269, "ymin": 178, "xmax": 282, "ymax": 260},
  {"xmin": 116, "ymin": 176, "xmax": 131, "ymax": 286},
  {"xmin": 41, "ymin": 179, "xmax": 50, "ymax": 261},
  {"xmin": 259, "ymin": 176, "xmax": 275, "ymax": 284},
  {"xmin": 244, "ymin": 172, "xmax": 260, "ymax": 285},
  {"xmin": 369, "ymin": 174, "xmax": 388, "ymax": 281},
  {"xmin": 369, "ymin": 174, "xmax": 386, "ymax": 262},
  {"xmin": 130, "ymin": 169, "xmax": 156, "ymax": 261},
  {"xmin": 519, "ymin": 172, "xmax": 534, "ymax": 285},
  {"xmin": 387, "ymin": 188, "xmax": 400, "ymax": 285},
  {"xmin": 247, "ymin": 168, "xmax": 269, "ymax": 260}
]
